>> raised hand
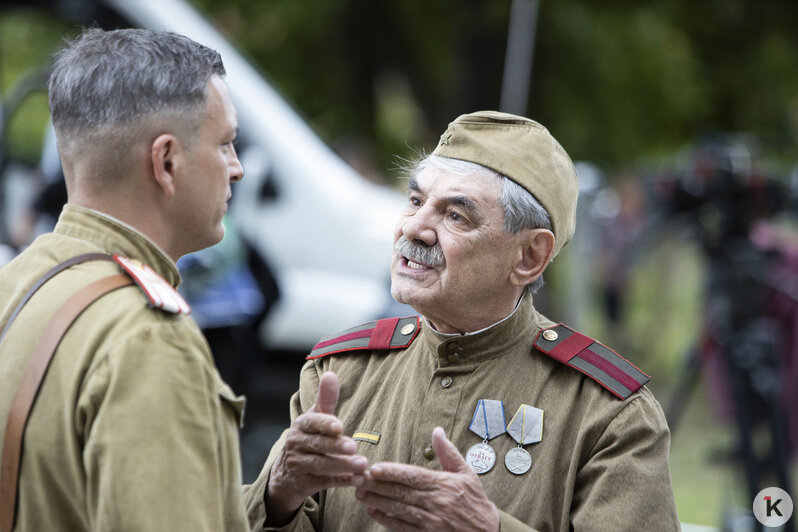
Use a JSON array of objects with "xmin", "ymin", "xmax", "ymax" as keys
[
  {"xmin": 265, "ymin": 372, "xmax": 368, "ymax": 526},
  {"xmin": 355, "ymin": 427, "xmax": 500, "ymax": 531}
]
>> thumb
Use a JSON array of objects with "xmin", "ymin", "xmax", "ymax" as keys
[
  {"xmin": 309, "ymin": 371, "xmax": 340, "ymax": 415},
  {"xmin": 431, "ymin": 426, "xmax": 471, "ymax": 474}
]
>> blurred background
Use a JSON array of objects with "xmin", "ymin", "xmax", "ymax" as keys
[{"xmin": 1, "ymin": 1, "xmax": 797, "ymax": 530}]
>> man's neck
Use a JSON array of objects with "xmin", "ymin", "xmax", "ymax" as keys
[{"xmin": 424, "ymin": 293, "xmax": 526, "ymax": 335}]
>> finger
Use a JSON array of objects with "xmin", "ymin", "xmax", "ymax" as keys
[
  {"xmin": 288, "ymin": 452, "xmax": 368, "ymax": 476},
  {"xmin": 291, "ymin": 413, "xmax": 348, "ymax": 441},
  {"xmin": 367, "ymin": 463, "xmax": 436, "ymax": 490},
  {"xmin": 356, "ymin": 488, "xmax": 432, "ymax": 527},
  {"xmin": 309, "ymin": 371, "xmax": 340, "ymax": 415},
  {"xmin": 357, "ymin": 475, "xmax": 429, "ymax": 508},
  {"xmin": 285, "ymin": 429, "xmax": 356, "ymax": 457},
  {"xmin": 431, "ymin": 426, "xmax": 471, "ymax": 474}
]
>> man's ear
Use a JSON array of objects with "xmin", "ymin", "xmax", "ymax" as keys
[
  {"xmin": 509, "ymin": 228, "xmax": 555, "ymax": 287},
  {"xmin": 151, "ymin": 133, "xmax": 182, "ymax": 198}
]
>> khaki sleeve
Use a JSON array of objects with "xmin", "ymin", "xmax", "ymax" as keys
[
  {"xmin": 570, "ymin": 392, "xmax": 681, "ymax": 531},
  {"xmin": 244, "ymin": 360, "xmax": 323, "ymax": 531},
  {"xmin": 78, "ymin": 321, "xmax": 246, "ymax": 531}
]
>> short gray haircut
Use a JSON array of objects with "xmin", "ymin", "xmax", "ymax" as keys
[
  {"xmin": 48, "ymin": 28, "xmax": 225, "ymax": 152},
  {"xmin": 409, "ymin": 155, "xmax": 553, "ymax": 294}
]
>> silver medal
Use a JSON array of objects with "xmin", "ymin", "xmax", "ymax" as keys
[
  {"xmin": 466, "ymin": 442, "xmax": 496, "ymax": 475},
  {"xmin": 504, "ymin": 446, "xmax": 532, "ymax": 475}
]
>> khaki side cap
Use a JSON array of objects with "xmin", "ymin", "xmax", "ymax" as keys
[{"xmin": 432, "ymin": 110, "xmax": 579, "ymax": 258}]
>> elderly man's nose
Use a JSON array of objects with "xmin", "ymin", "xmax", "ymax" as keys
[{"xmin": 402, "ymin": 210, "xmax": 437, "ymax": 247}]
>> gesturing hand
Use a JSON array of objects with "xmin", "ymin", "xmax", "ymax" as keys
[
  {"xmin": 355, "ymin": 427, "xmax": 500, "ymax": 531},
  {"xmin": 265, "ymin": 372, "xmax": 368, "ymax": 526}
]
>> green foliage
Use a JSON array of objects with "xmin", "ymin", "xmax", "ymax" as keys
[
  {"xmin": 0, "ymin": 9, "xmax": 71, "ymax": 165},
  {"xmin": 188, "ymin": 0, "xmax": 798, "ymax": 176}
]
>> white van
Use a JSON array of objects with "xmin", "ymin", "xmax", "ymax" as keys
[{"xmin": 1, "ymin": 0, "xmax": 409, "ymax": 355}]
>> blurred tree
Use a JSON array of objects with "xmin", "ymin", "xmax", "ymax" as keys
[
  {"xmin": 2, "ymin": 1, "xmax": 797, "ymax": 175},
  {"xmin": 189, "ymin": 0, "xmax": 798, "ymax": 178}
]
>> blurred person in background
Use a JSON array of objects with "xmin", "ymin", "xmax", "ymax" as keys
[
  {"xmin": 0, "ymin": 27, "xmax": 269, "ymax": 531},
  {"xmin": 244, "ymin": 111, "xmax": 679, "ymax": 531}
]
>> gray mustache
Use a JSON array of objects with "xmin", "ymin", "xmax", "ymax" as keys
[{"xmin": 394, "ymin": 236, "xmax": 445, "ymax": 267}]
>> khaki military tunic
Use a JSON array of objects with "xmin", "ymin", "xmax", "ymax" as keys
[
  {"xmin": 0, "ymin": 205, "xmax": 253, "ymax": 531},
  {"xmin": 245, "ymin": 294, "xmax": 680, "ymax": 531}
]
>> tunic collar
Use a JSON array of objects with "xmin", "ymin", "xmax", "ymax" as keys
[
  {"xmin": 53, "ymin": 204, "xmax": 182, "ymax": 287},
  {"xmin": 419, "ymin": 293, "xmax": 540, "ymax": 367}
]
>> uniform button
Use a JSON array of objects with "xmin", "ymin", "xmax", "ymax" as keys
[
  {"xmin": 441, "ymin": 376, "xmax": 453, "ymax": 388},
  {"xmin": 447, "ymin": 353, "xmax": 460, "ymax": 363},
  {"xmin": 543, "ymin": 329, "xmax": 558, "ymax": 341},
  {"xmin": 423, "ymin": 446, "xmax": 435, "ymax": 460}
]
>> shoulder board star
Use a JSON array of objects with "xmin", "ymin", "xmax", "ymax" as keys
[
  {"xmin": 308, "ymin": 316, "xmax": 420, "ymax": 360},
  {"xmin": 113, "ymin": 255, "xmax": 191, "ymax": 315},
  {"xmin": 534, "ymin": 324, "xmax": 649, "ymax": 400}
]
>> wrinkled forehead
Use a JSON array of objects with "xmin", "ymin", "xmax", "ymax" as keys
[
  {"xmin": 409, "ymin": 166, "xmax": 507, "ymax": 226},
  {"xmin": 411, "ymin": 165, "xmax": 503, "ymax": 206}
]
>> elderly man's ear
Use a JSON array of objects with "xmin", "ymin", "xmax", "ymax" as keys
[{"xmin": 509, "ymin": 229, "xmax": 556, "ymax": 287}]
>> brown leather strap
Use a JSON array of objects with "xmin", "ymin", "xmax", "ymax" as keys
[
  {"xmin": 0, "ymin": 274, "xmax": 133, "ymax": 532},
  {"xmin": 0, "ymin": 253, "xmax": 115, "ymax": 345}
]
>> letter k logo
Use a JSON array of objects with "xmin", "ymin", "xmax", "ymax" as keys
[
  {"xmin": 764, "ymin": 496, "xmax": 783, "ymax": 517},
  {"xmin": 754, "ymin": 487, "xmax": 793, "ymax": 526}
]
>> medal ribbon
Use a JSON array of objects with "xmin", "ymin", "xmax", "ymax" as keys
[
  {"xmin": 468, "ymin": 399, "xmax": 506, "ymax": 441},
  {"xmin": 506, "ymin": 404, "xmax": 543, "ymax": 446}
]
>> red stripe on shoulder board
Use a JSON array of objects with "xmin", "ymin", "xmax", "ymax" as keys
[
  {"xmin": 313, "ymin": 328, "xmax": 374, "ymax": 350},
  {"xmin": 368, "ymin": 318, "xmax": 399, "ymax": 350},
  {"xmin": 579, "ymin": 349, "xmax": 643, "ymax": 394}
]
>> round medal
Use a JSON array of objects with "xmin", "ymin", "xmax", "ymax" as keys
[
  {"xmin": 465, "ymin": 442, "xmax": 496, "ymax": 475},
  {"xmin": 504, "ymin": 447, "xmax": 532, "ymax": 475}
]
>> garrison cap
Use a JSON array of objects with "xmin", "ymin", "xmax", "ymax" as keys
[{"xmin": 432, "ymin": 110, "xmax": 579, "ymax": 258}]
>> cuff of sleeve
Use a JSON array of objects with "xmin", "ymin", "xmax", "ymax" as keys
[{"xmin": 263, "ymin": 498, "xmax": 319, "ymax": 532}]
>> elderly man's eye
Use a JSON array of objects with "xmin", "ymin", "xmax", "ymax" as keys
[{"xmin": 448, "ymin": 211, "xmax": 465, "ymax": 223}]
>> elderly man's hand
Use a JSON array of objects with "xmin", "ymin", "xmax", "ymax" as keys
[
  {"xmin": 355, "ymin": 427, "xmax": 500, "ymax": 531},
  {"xmin": 265, "ymin": 372, "xmax": 368, "ymax": 526}
]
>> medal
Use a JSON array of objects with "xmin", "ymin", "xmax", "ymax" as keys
[
  {"xmin": 505, "ymin": 404, "xmax": 543, "ymax": 475},
  {"xmin": 504, "ymin": 446, "xmax": 532, "ymax": 475},
  {"xmin": 466, "ymin": 442, "xmax": 496, "ymax": 474},
  {"xmin": 466, "ymin": 399, "xmax": 506, "ymax": 475}
]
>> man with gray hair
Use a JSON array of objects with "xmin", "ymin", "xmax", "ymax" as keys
[
  {"xmin": 245, "ymin": 111, "xmax": 679, "ymax": 531},
  {"xmin": 0, "ymin": 28, "xmax": 251, "ymax": 530}
]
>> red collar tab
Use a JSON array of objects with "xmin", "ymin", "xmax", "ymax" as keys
[
  {"xmin": 113, "ymin": 255, "xmax": 191, "ymax": 315},
  {"xmin": 534, "ymin": 324, "xmax": 650, "ymax": 400},
  {"xmin": 307, "ymin": 316, "xmax": 420, "ymax": 360}
]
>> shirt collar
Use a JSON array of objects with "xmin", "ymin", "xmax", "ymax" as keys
[
  {"xmin": 419, "ymin": 293, "xmax": 540, "ymax": 367},
  {"xmin": 53, "ymin": 204, "xmax": 182, "ymax": 286}
]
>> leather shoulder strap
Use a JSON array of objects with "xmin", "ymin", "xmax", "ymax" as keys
[
  {"xmin": 307, "ymin": 316, "xmax": 421, "ymax": 360},
  {"xmin": 534, "ymin": 323, "xmax": 650, "ymax": 400},
  {"xmin": 0, "ymin": 274, "xmax": 133, "ymax": 532},
  {"xmin": 0, "ymin": 253, "xmax": 114, "ymax": 346}
]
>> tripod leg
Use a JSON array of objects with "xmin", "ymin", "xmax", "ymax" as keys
[{"xmin": 666, "ymin": 346, "xmax": 702, "ymax": 434}]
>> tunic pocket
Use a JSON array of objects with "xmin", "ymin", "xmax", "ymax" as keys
[{"xmin": 217, "ymin": 381, "xmax": 246, "ymax": 428}]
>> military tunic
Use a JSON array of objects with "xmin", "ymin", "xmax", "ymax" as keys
[
  {"xmin": 245, "ymin": 294, "xmax": 680, "ymax": 531},
  {"xmin": 0, "ymin": 205, "xmax": 251, "ymax": 531}
]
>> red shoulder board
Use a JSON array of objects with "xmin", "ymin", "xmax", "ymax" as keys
[
  {"xmin": 307, "ymin": 316, "xmax": 420, "ymax": 360},
  {"xmin": 534, "ymin": 324, "xmax": 650, "ymax": 400},
  {"xmin": 113, "ymin": 255, "xmax": 191, "ymax": 315}
]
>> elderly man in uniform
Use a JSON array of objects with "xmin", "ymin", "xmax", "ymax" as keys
[
  {"xmin": 0, "ymin": 28, "xmax": 260, "ymax": 530},
  {"xmin": 245, "ymin": 111, "xmax": 679, "ymax": 531}
]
